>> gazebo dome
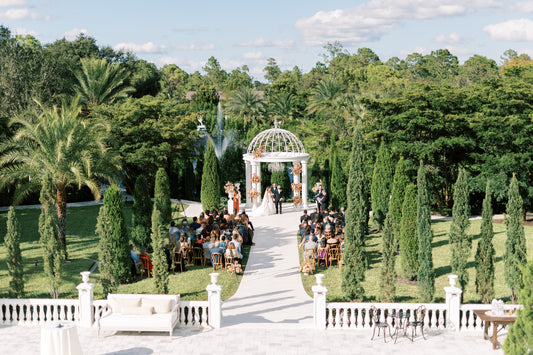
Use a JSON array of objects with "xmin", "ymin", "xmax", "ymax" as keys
[{"xmin": 246, "ymin": 127, "xmax": 306, "ymax": 155}]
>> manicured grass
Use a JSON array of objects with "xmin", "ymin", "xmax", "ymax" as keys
[
  {"xmin": 0, "ymin": 203, "xmax": 247, "ymax": 301},
  {"xmin": 300, "ymin": 218, "xmax": 533, "ymax": 303}
]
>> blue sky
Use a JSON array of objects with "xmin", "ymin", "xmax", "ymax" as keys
[{"xmin": 2, "ymin": 0, "xmax": 533, "ymax": 81}]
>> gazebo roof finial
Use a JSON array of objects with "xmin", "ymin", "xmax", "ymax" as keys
[{"xmin": 273, "ymin": 119, "xmax": 281, "ymax": 129}]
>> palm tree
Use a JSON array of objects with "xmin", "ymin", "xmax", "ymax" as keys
[
  {"xmin": 269, "ymin": 92, "xmax": 296, "ymax": 121},
  {"xmin": 226, "ymin": 87, "xmax": 264, "ymax": 127},
  {"xmin": 306, "ymin": 76, "xmax": 343, "ymax": 115},
  {"xmin": 0, "ymin": 97, "xmax": 120, "ymax": 257},
  {"xmin": 73, "ymin": 58, "xmax": 134, "ymax": 109}
]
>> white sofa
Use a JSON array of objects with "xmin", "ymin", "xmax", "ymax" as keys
[{"xmin": 97, "ymin": 294, "xmax": 180, "ymax": 337}]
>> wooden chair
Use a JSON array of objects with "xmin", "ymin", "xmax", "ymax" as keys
[
  {"xmin": 180, "ymin": 246, "xmax": 192, "ymax": 265},
  {"xmin": 140, "ymin": 255, "xmax": 152, "ymax": 277},
  {"xmin": 316, "ymin": 247, "xmax": 329, "ymax": 267},
  {"xmin": 405, "ymin": 305, "xmax": 426, "ymax": 341},
  {"xmin": 370, "ymin": 306, "xmax": 391, "ymax": 342},
  {"xmin": 225, "ymin": 254, "xmax": 235, "ymax": 273},
  {"xmin": 211, "ymin": 252, "xmax": 223, "ymax": 271},
  {"xmin": 192, "ymin": 247, "xmax": 206, "ymax": 266},
  {"xmin": 172, "ymin": 249, "xmax": 183, "ymax": 272},
  {"xmin": 328, "ymin": 245, "xmax": 340, "ymax": 266},
  {"xmin": 304, "ymin": 248, "xmax": 316, "ymax": 271}
]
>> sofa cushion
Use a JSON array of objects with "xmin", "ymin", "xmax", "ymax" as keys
[
  {"xmin": 141, "ymin": 298, "xmax": 173, "ymax": 314},
  {"xmin": 121, "ymin": 305, "xmax": 154, "ymax": 315},
  {"xmin": 109, "ymin": 296, "xmax": 141, "ymax": 314}
]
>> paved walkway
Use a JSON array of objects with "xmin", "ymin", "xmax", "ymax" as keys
[{"xmin": 0, "ymin": 201, "xmax": 505, "ymax": 354}]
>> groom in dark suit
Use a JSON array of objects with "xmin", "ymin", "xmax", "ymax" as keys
[{"xmin": 274, "ymin": 184, "xmax": 283, "ymax": 214}]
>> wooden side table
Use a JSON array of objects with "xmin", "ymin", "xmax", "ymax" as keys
[{"xmin": 473, "ymin": 309, "xmax": 517, "ymax": 350}]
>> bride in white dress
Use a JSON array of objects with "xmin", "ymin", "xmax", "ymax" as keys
[{"xmin": 252, "ymin": 187, "xmax": 276, "ymax": 216}]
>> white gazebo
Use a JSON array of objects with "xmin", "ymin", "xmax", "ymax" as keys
[{"xmin": 243, "ymin": 122, "xmax": 310, "ymax": 209}]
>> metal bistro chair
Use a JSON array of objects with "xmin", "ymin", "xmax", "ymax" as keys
[
  {"xmin": 405, "ymin": 305, "xmax": 427, "ymax": 342},
  {"xmin": 370, "ymin": 306, "xmax": 391, "ymax": 342}
]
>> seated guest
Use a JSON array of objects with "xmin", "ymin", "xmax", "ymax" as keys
[
  {"xmin": 300, "ymin": 209, "xmax": 309, "ymax": 223},
  {"xmin": 130, "ymin": 244, "xmax": 141, "ymax": 274},
  {"xmin": 180, "ymin": 234, "xmax": 189, "ymax": 250},
  {"xmin": 203, "ymin": 236, "xmax": 214, "ymax": 260},
  {"xmin": 317, "ymin": 240, "xmax": 329, "ymax": 266},
  {"xmin": 169, "ymin": 221, "xmax": 179, "ymax": 244},
  {"xmin": 219, "ymin": 235, "xmax": 228, "ymax": 250},
  {"xmin": 230, "ymin": 234, "xmax": 242, "ymax": 260},
  {"xmin": 298, "ymin": 222, "xmax": 308, "ymax": 238},
  {"xmin": 304, "ymin": 235, "xmax": 318, "ymax": 258},
  {"xmin": 210, "ymin": 241, "xmax": 224, "ymax": 264},
  {"xmin": 189, "ymin": 216, "xmax": 201, "ymax": 231}
]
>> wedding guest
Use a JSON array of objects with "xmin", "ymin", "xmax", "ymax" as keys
[
  {"xmin": 190, "ymin": 216, "xmax": 201, "ymax": 231},
  {"xmin": 169, "ymin": 221, "xmax": 179, "ymax": 244}
]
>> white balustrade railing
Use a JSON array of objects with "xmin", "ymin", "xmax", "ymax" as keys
[
  {"xmin": 179, "ymin": 300, "xmax": 209, "ymax": 327},
  {"xmin": 459, "ymin": 303, "xmax": 522, "ymax": 331},
  {"xmin": 0, "ymin": 298, "xmax": 79, "ymax": 326},
  {"xmin": 325, "ymin": 302, "xmax": 447, "ymax": 330}
]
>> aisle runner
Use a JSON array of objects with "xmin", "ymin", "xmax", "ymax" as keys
[{"xmin": 221, "ymin": 210, "xmax": 313, "ymax": 327}]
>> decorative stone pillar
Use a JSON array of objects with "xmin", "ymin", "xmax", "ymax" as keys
[
  {"xmin": 251, "ymin": 161, "xmax": 260, "ymax": 208},
  {"xmin": 227, "ymin": 191, "xmax": 234, "ymax": 214},
  {"xmin": 444, "ymin": 274, "xmax": 463, "ymax": 332},
  {"xmin": 206, "ymin": 273, "xmax": 222, "ymax": 328},
  {"xmin": 77, "ymin": 271, "xmax": 94, "ymax": 328},
  {"xmin": 245, "ymin": 160, "xmax": 252, "ymax": 208},
  {"xmin": 301, "ymin": 160, "xmax": 308, "ymax": 209},
  {"xmin": 312, "ymin": 273, "xmax": 327, "ymax": 330}
]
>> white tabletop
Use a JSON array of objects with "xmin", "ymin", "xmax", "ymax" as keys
[{"xmin": 41, "ymin": 322, "xmax": 83, "ymax": 355}]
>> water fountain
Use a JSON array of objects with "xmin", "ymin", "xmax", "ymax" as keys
[{"xmin": 197, "ymin": 102, "xmax": 235, "ymax": 159}]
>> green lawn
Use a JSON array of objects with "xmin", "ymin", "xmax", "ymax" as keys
[
  {"xmin": 0, "ymin": 203, "xmax": 247, "ymax": 301},
  {"xmin": 300, "ymin": 218, "xmax": 533, "ymax": 303}
]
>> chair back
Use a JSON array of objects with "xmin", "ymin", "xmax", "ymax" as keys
[
  {"xmin": 415, "ymin": 305, "xmax": 426, "ymax": 322},
  {"xmin": 140, "ymin": 255, "xmax": 152, "ymax": 276},
  {"xmin": 370, "ymin": 306, "xmax": 380, "ymax": 323}
]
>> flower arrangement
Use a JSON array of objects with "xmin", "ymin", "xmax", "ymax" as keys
[
  {"xmin": 224, "ymin": 182, "xmax": 234, "ymax": 194},
  {"xmin": 253, "ymin": 145, "xmax": 265, "ymax": 159},
  {"xmin": 291, "ymin": 182, "xmax": 302, "ymax": 192},
  {"xmin": 290, "ymin": 163, "xmax": 302, "ymax": 175},
  {"xmin": 311, "ymin": 180, "xmax": 323, "ymax": 193},
  {"xmin": 293, "ymin": 196, "xmax": 302, "ymax": 206},
  {"xmin": 251, "ymin": 174, "xmax": 261, "ymax": 184},
  {"xmin": 298, "ymin": 262, "xmax": 313, "ymax": 275},
  {"xmin": 248, "ymin": 191, "xmax": 260, "ymax": 199}
]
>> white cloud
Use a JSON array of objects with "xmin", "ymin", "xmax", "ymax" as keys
[
  {"xmin": 484, "ymin": 19, "xmax": 533, "ymax": 41},
  {"xmin": 243, "ymin": 51, "xmax": 264, "ymax": 60},
  {"xmin": 0, "ymin": 8, "xmax": 49, "ymax": 20},
  {"xmin": 154, "ymin": 57, "xmax": 205, "ymax": 72},
  {"xmin": 295, "ymin": 0, "xmax": 500, "ymax": 45},
  {"xmin": 12, "ymin": 27, "xmax": 39, "ymax": 36},
  {"xmin": 400, "ymin": 46, "xmax": 431, "ymax": 57},
  {"xmin": 0, "ymin": 0, "xmax": 26, "ymax": 6},
  {"xmin": 175, "ymin": 43, "xmax": 215, "ymax": 51},
  {"xmin": 434, "ymin": 32, "xmax": 463, "ymax": 44},
  {"xmin": 62, "ymin": 28, "xmax": 89, "ymax": 41},
  {"xmin": 236, "ymin": 37, "xmax": 295, "ymax": 49},
  {"xmin": 513, "ymin": 1, "xmax": 533, "ymax": 13},
  {"xmin": 114, "ymin": 41, "xmax": 166, "ymax": 54}
]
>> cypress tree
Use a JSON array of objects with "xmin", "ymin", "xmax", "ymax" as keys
[
  {"xmin": 503, "ymin": 258, "xmax": 533, "ymax": 354},
  {"xmin": 399, "ymin": 184, "xmax": 418, "ymax": 280},
  {"xmin": 504, "ymin": 173, "xmax": 527, "ymax": 303},
  {"xmin": 341, "ymin": 124, "xmax": 368, "ymax": 300},
  {"xmin": 380, "ymin": 213, "xmax": 396, "ymax": 302},
  {"xmin": 417, "ymin": 161, "xmax": 435, "ymax": 302},
  {"xmin": 154, "ymin": 168, "xmax": 172, "ymax": 226},
  {"xmin": 330, "ymin": 141, "xmax": 347, "ymax": 209},
  {"xmin": 271, "ymin": 167, "xmax": 290, "ymax": 198},
  {"xmin": 389, "ymin": 157, "xmax": 409, "ymax": 251},
  {"xmin": 96, "ymin": 206, "xmax": 118, "ymax": 296},
  {"xmin": 39, "ymin": 193, "xmax": 64, "ymax": 299},
  {"xmin": 370, "ymin": 141, "xmax": 394, "ymax": 230},
  {"xmin": 5, "ymin": 206, "xmax": 24, "ymax": 298},
  {"xmin": 103, "ymin": 184, "xmax": 131, "ymax": 284},
  {"xmin": 475, "ymin": 181, "xmax": 495, "ymax": 303},
  {"xmin": 131, "ymin": 175, "xmax": 152, "ymax": 250},
  {"xmin": 449, "ymin": 169, "xmax": 472, "ymax": 293},
  {"xmin": 151, "ymin": 208, "xmax": 169, "ymax": 294},
  {"xmin": 201, "ymin": 141, "xmax": 221, "ymax": 211}
]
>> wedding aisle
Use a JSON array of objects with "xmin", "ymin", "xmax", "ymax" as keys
[{"xmin": 221, "ymin": 207, "xmax": 314, "ymax": 327}]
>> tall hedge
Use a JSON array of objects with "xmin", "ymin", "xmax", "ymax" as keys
[
  {"xmin": 475, "ymin": 180, "xmax": 495, "ymax": 303},
  {"xmin": 370, "ymin": 141, "xmax": 393, "ymax": 230},
  {"xmin": 96, "ymin": 206, "xmax": 118, "ymax": 296},
  {"xmin": 341, "ymin": 124, "xmax": 368, "ymax": 301},
  {"xmin": 399, "ymin": 183, "xmax": 418, "ymax": 280},
  {"xmin": 417, "ymin": 161, "xmax": 435, "ymax": 302},
  {"xmin": 154, "ymin": 168, "xmax": 172, "ymax": 226},
  {"xmin": 389, "ymin": 157, "xmax": 409, "ymax": 251},
  {"xmin": 103, "ymin": 184, "xmax": 131, "ymax": 284},
  {"xmin": 380, "ymin": 213, "xmax": 396, "ymax": 302},
  {"xmin": 449, "ymin": 168, "xmax": 472, "ymax": 293},
  {"xmin": 5, "ymin": 207, "xmax": 24, "ymax": 298},
  {"xmin": 132, "ymin": 174, "xmax": 153, "ymax": 249},
  {"xmin": 39, "ymin": 200, "xmax": 64, "ymax": 299},
  {"xmin": 201, "ymin": 141, "xmax": 221, "ymax": 210},
  {"xmin": 151, "ymin": 208, "xmax": 169, "ymax": 294},
  {"xmin": 503, "ymin": 258, "xmax": 533, "ymax": 354},
  {"xmin": 330, "ymin": 141, "xmax": 347, "ymax": 209},
  {"xmin": 504, "ymin": 173, "xmax": 527, "ymax": 303}
]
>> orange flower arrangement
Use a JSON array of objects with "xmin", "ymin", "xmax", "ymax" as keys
[
  {"xmin": 251, "ymin": 174, "xmax": 261, "ymax": 184},
  {"xmin": 253, "ymin": 146, "xmax": 265, "ymax": 159},
  {"xmin": 248, "ymin": 191, "xmax": 260, "ymax": 199},
  {"xmin": 224, "ymin": 182, "xmax": 234, "ymax": 194},
  {"xmin": 291, "ymin": 182, "xmax": 302, "ymax": 192},
  {"xmin": 290, "ymin": 163, "xmax": 302, "ymax": 175},
  {"xmin": 293, "ymin": 196, "xmax": 302, "ymax": 206}
]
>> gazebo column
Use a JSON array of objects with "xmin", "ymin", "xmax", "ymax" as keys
[
  {"xmin": 245, "ymin": 160, "xmax": 252, "ymax": 208},
  {"xmin": 302, "ymin": 160, "xmax": 308, "ymax": 209},
  {"xmin": 251, "ymin": 160, "xmax": 260, "ymax": 208}
]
